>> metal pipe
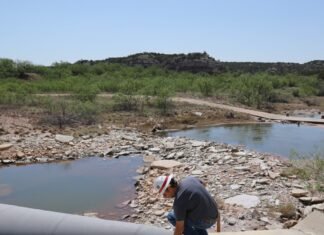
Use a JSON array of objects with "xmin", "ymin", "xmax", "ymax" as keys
[{"xmin": 0, "ymin": 203, "xmax": 172, "ymax": 235}]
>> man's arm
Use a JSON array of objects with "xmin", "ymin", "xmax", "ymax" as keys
[{"xmin": 174, "ymin": 220, "xmax": 184, "ymax": 235}]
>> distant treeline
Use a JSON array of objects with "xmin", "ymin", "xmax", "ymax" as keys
[{"xmin": 1, "ymin": 53, "xmax": 324, "ymax": 110}]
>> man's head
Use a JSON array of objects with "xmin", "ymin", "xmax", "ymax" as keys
[{"xmin": 154, "ymin": 174, "xmax": 178, "ymax": 198}]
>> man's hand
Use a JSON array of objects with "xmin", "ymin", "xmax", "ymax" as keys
[{"xmin": 174, "ymin": 220, "xmax": 184, "ymax": 235}]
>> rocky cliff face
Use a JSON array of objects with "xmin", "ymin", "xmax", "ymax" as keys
[
  {"xmin": 78, "ymin": 52, "xmax": 226, "ymax": 74},
  {"xmin": 77, "ymin": 52, "xmax": 324, "ymax": 75},
  {"xmin": 107, "ymin": 52, "xmax": 226, "ymax": 74}
]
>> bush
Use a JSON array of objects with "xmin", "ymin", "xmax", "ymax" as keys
[
  {"xmin": 73, "ymin": 86, "xmax": 99, "ymax": 102},
  {"xmin": 154, "ymin": 88, "xmax": 173, "ymax": 115},
  {"xmin": 43, "ymin": 99, "xmax": 75, "ymax": 128},
  {"xmin": 112, "ymin": 93, "xmax": 139, "ymax": 111},
  {"xmin": 196, "ymin": 78, "xmax": 213, "ymax": 96},
  {"xmin": 73, "ymin": 101, "xmax": 99, "ymax": 125},
  {"xmin": 292, "ymin": 88, "xmax": 301, "ymax": 97},
  {"xmin": 232, "ymin": 76, "xmax": 273, "ymax": 108},
  {"xmin": 317, "ymin": 82, "xmax": 324, "ymax": 96},
  {"xmin": 318, "ymin": 71, "xmax": 324, "ymax": 80},
  {"xmin": 269, "ymin": 91, "xmax": 292, "ymax": 103},
  {"xmin": 42, "ymin": 99, "xmax": 100, "ymax": 127}
]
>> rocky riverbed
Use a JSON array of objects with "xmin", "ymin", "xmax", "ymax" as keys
[{"xmin": 0, "ymin": 121, "xmax": 324, "ymax": 232}]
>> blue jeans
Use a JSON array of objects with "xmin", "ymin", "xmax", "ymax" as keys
[{"xmin": 167, "ymin": 211, "xmax": 214, "ymax": 235}]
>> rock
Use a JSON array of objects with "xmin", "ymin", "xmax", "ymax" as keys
[
  {"xmin": 225, "ymin": 194, "xmax": 260, "ymax": 208},
  {"xmin": 299, "ymin": 197, "xmax": 312, "ymax": 204},
  {"xmin": 149, "ymin": 147, "xmax": 160, "ymax": 153},
  {"xmin": 116, "ymin": 200, "xmax": 131, "ymax": 208},
  {"xmin": 143, "ymin": 155, "xmax": 157, "ymax": 163},
  {"xmin": 0, "ymin": 143, "xmax": 13, "ymax": 151},
  {"xmin": 151, "ymin": 160, "xmax": 182, "ymax": 169},
  {"xmin": 190, "ymin": 140, "xmax": 206, "ymax": 147},
  {"xmin": 176, "ymin": 151, "xmax": 184, "ymax": 159},
  {"xmin": 260, "ymin": 217, "xmax": 270, "ymax": 224},
  {"xmin": 136, "ymin": 167, "xmax": 148, "ymax": 174},
  {"xmin": 55, "ymin": 134, "xmax": 74, "ymax": 143},
  {"xmin": 256, "ymin": 179, "xmax": 269, "ymax": 184},
  {"xmin": 230, "ymin": 184, "xmax": 241, "ymax": 190},
  {"xmin": 165, "ymin": 153, "xmax": 176, "ymax": 159},
  {"xmin": 153, "ymin": 210, "xmax": 165, "ymax": 216},
  {"xmin": 193, "ymin": 112, "xmax": 203, "ymax": 117},
  {"xmin": 192, "ymin": 170, "xmax": 203, "ymax": 175},
  {"xmin": 121, "ymin": 214, "xmax": 130, "ymax": 220},
  {"xmin": 304, "ymin": 203, "xmax": 324, "ymax": 216},
  {"xmin": 259, "ymin": 162, "xmax": 269, "ymax": 171},
  {"xmin": 291, "ymin": 189, "xmax": 308, "ymax": 197},
  {"xmin": 83, "ymin": 212, "xmax": 98, "ymax": 218},
  {"xmin": 227, "ymin": 217, "xmax": 236, "ymax": 225},
  {"xmin": 283, "ymin": 220, "xmax": 297, "ymax": 229},
  {"xmin": 1, "ymin": 159, "xmax": 15, "ymax": 164},
  {"xmin": 234, "ymin": 166, "xmax": 250, "ymax": 171},
  {"xmin": 233, "ymin": 151, "xmax": 247, "ymax": 157},
  {"xmin": 311, "ymin": 197, "xmax": 324, "ymax": 204},
  {"xmin": 129, "ymin": 201, "xmax": 138, "ymax": 208},
  {"xmin": 268, "ymin": 171, "xmax": 280, "ymax": 179},
  {"xmin": 16, "ymin": 151, "xmax": 25, "ymax": 158},
  {"xmin": 81, "ymin": 135, "xmax": 90, "ymax": 140},
  {"xmin": 36, "ymin": 157, "xmax": 49, "ymax": 163}
]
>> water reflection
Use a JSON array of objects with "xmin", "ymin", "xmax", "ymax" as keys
[
  {"xmin": 168, "ymin": 123, "xmax": 324, "ymax": 158},
  {"xmin": 0, "ymin": 184, "xmax": 13, "ymax": 197},
  {"xmin": 0, "ymin": 156, "xmax": 143, "ymax": 219}
]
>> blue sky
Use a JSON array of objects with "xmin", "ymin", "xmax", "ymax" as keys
[{"xmin": 1, "ymin": 0, "xmax": 323, "ymax": 65}]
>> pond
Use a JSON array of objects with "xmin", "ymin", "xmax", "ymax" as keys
[
  {"xmin": 168, "ymin": 123, "xmax": 324, "ymax": 158},
  {"xmin": 0, "ymin": 156, "xmax": 143, "ymax": 219}
]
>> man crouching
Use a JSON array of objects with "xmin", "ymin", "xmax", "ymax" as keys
[{"xmin": 154, "ymin": 174, "xmax": 220, "ymax": 235}]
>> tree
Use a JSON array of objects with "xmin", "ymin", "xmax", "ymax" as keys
[{"xmin": 0, "ymin": 58, "xmax": 17, "ymax": 78}]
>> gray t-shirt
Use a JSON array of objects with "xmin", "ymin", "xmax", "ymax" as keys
[{"xmin": 173, "ymin": 176, "xmax": 218, "ymax": 221}]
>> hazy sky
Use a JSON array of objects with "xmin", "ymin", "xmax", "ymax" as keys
[{"xmin": 1, "ymin": 0, "xmax": 323, "ymax": 65}]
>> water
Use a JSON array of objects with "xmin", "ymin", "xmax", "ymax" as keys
[
  {"xmin": 0, "ymin": 156, "xmax": 143, "ymax": 219},
  {"xmin": 168, "ymin": 123, "xmax": 324, "ymax": 158}
]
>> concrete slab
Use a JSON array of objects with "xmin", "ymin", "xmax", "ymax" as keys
[
  {"xmin": 293, "ymin": 210, "xmax": 324, "ymax": 235},
  {"xmin": 208, "ymin": 211, "xmax": 324, "ymax": 235},
  {"xmin": 208, "ymin": 230, "xmax": 305, "ymax": 235}
]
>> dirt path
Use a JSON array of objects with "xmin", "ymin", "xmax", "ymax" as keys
[
  {"xmin": 37, "ymin": 93, "xmax": 324, "ymax": 125},
  {"xmin": 172, "ymin": 97, "xmax": 324, "ymax": 125}
]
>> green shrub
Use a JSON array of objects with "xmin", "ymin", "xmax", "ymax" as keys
[
  {"xmin": 42, "ymin": 99, "xmax": 100, "ymax": 127},
  {"xmin": 318, "ymin": 71, "xmax": 324, "ymax": 80},
  {"xmin": 73, "ymin": 86, "xmax": 99, "ymax": 102},
  {"xmin": 269, "ymin": 91, "xmax": 292, "ymax": 103},
  {"xmin": 73, "ymin": 101, "xmax": 99, "ymax": 125},
  {"xmin": 43, "ymin": 99, "xmax": 76, "ymax": 128},
  {"xmin": 317, "ymin": 82, "xmax": 324, "ymax": 96},
  {"xmin": 196, "ymin": 78, "xmax": 213, "ymax": 96},
  {"xmin": 154, "ymin": 88, "xmax": 173, "ymax": 115},
  {"xmin": 232, "ymin": 76, "xmax": 273, "ymax": 108},
  {"xmin": 292, "ymin": 88, "xmax": 301, "ymax": 97},
  {"xmin": 112, "ymin": 93, "xmax": 139, "ymax": 111}
]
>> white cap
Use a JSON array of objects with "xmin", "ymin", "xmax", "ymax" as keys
[{"xmin": 153, "ymin": 174, "xmax": 174, "ymax": 195}]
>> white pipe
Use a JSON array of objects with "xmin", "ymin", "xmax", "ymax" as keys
[{"xmin": 0, "ymin": 203, "xmax": 172, "ymax": 235}]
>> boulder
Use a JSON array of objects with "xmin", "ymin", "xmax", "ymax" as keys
[
  {"xmin": 0, "ymin": 143, "xmax": 13, "ymax": 151},
  {"xmin": 55, "ymin": 134, "xmax": 74, "ymax": 143},
  {"xmin": 291, "ymin": 189, "xmax": 308, "ymax": 197},
  {"xmin": 225, "ymin": 194, "xmax": 260, "ymax": 208}
]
